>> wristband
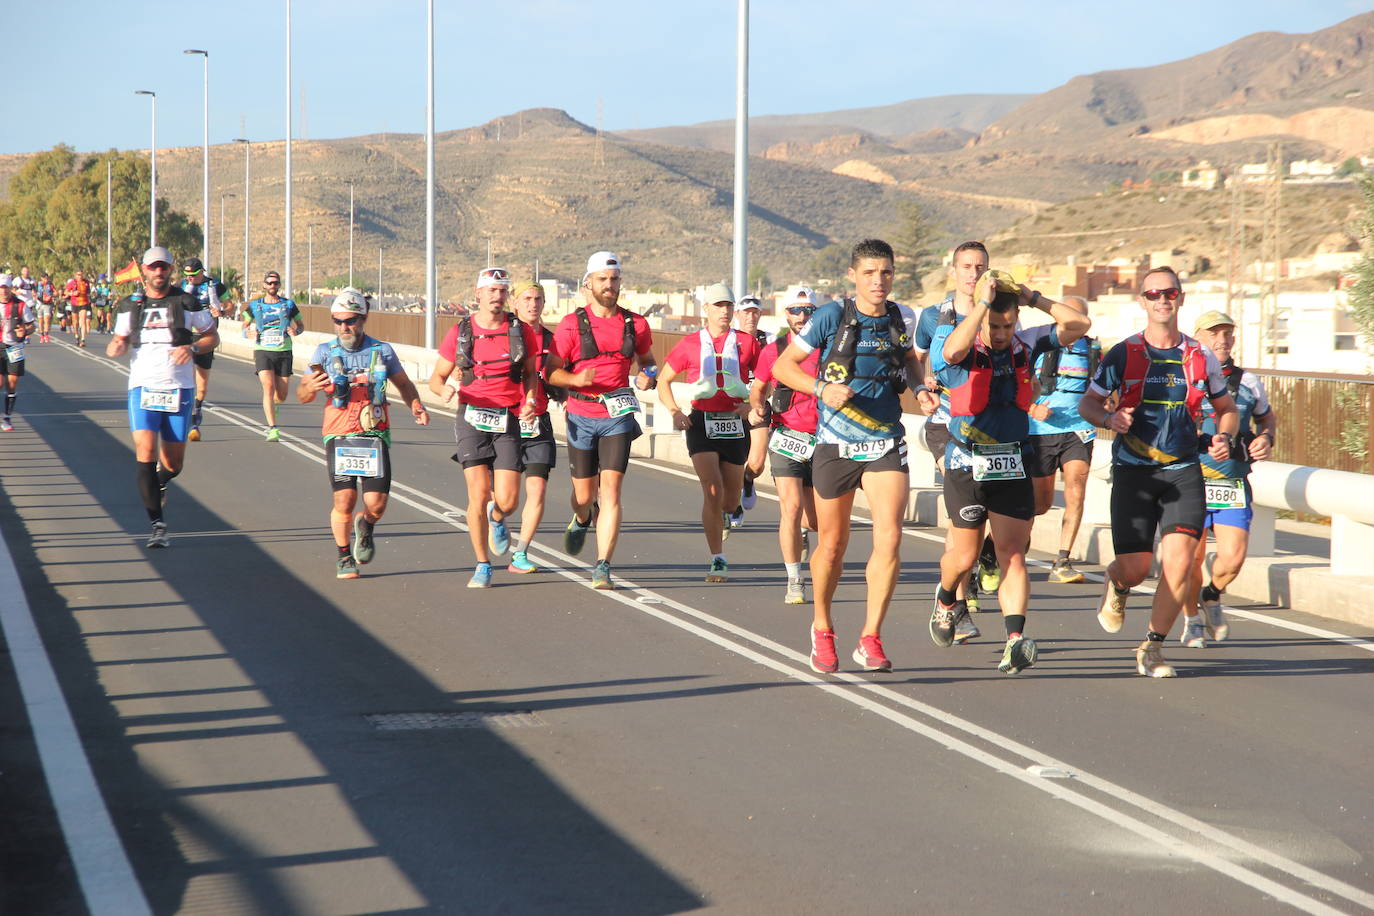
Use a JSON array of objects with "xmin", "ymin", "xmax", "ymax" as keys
[
  {"xmin": 1104, "ymin": 410, "xmax": 1114, "ymax": 430},
  {"xmin": 1029, "ymin": 290, "xmax": 1042, "ymax": 309},
  {"xmin": 813, "ymin": 378, "xmax": 828, "ymax": 397}
]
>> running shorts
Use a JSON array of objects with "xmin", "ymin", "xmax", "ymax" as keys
[
  {"xmin": 519, "ymin": 413, "xmax": 556, "ymax": 479},
  {"xmin": 1110, "ymin": 463, "xmax": 1205, "ymax": 554},
  {"xmin": 255, "ymin": 350, "xmax": 294, "ymax": 377},
  {"xmin": 566, "ymin": 412, "xmax": 639, "ymax": 479},
  {"xmin": 1026, "ymin": 431, "xmax": 1093, "ymax": 478},
  {"xmin": 942, "ymin": 466, "xmax": 1035, "ymax": 528},
  {"xmin": 327, "ymin": 436, "xmax": 392, "ymax": 494},
  {"xmin": 811, "ymin": 437, "xmax": 908, "ymax": 500},
  {"xmin": 685, "ymin": 410, "xmax": 749, "ymax": 464},
  {"xmin": 127, "ymin": 387, "xmax": 195, "ymax": 442},
  {"xmin": 453, "ymin": 404, "xmax": 522, "ymax": 471}
]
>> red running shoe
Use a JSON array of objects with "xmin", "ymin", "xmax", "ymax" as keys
[
  {"xmin": 809, "ymin": 628, "xmax": 839, "ymax": 674},
  {"xmin": 853, "ymin": 634, "xmax": 892, "ymax": 672}
]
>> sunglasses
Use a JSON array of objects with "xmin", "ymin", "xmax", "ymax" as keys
[
  {"xmin": 785, "ymin": 306, "xmax": 815, "ymax": 316},
  {"xmin": 1141, "ymin": 287, "xmax": 1181, "ymax": 302},
  {"xmin": 264, "ymin": 279, "xmax": 280, "ymax": 286},
  {"xmin": 145, "ymin": 263, "xmax": 171, "ymax": 271},
  {"xmin": 479, "ymin": 268, "xmax": 510, "ymax": 281},
  {"xmin": 332, "ymin": 315, "xmax": 363, "ymax": 326}
]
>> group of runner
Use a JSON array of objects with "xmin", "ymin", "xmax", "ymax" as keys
[{"xmin": 86, "ymin": 236, "xmax": 1277, "ymax": 680}]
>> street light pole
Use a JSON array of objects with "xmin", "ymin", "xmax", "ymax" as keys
[
  {"xmin": 424, "ymin": 0, "xmax": 436, "ymax": 348},
  {"xmin": 307, "ymin": 225, "xmax": 313, "ymax": 305},
  {"xmin": 732, "ymin": 0, "xmax": 749, "ymax": 301},
  {"xmin": 220, "ymin": 194, "xmax": 230, "ymax": 274},
  {"xmin": 234, "ymin": 139, "xmax": 250, "ymax": 297},
  {"xmin": 377, "ymin": 247, "xmax": 382, "ymax": 303},
  {"xmin": 284, "ymin": 0, "xmax": 293, "ymax": 298},
  {"xmin": 183, "ymin": 49, "xmax": 210, "ymax": 265},
  {"xmin": 348, "ymin": 182, "xmax": 355, "ymax": 287},
  {"xmin": 134, "ymin": 90, "xmax": 157, "ymax": 246},
  {"xmin": 105, "ymin": 156, "xmax": 118, "ymax": 279}
]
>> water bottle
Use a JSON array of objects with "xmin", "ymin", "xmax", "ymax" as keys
[{"xmin": 330, "ymin": 355, "xmax": 349, "ymax": 409}]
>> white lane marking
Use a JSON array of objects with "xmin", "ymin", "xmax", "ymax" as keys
[
  {"xmin": 59, "ymin": 345, "xmax": 1374, "ymax": 911},
  {"xmin": 204, "ymin": 401, "xmax": 1374, "ymax": 913},
  {"xmin": 0, "ymin": 437, "xmax": 153, "ymax": 915}
]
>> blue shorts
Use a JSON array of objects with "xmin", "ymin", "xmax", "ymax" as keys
[
  {"xmin": 564, "ymin": 411, "xmax": 641, "ymax": 451},
  {"xmin": 127, "ymin": 387, "xmax": 195, "ymax": 442},
  {"xmin": 1204, "ymin": 478, "xmax": 1253, "ymax": 532}
]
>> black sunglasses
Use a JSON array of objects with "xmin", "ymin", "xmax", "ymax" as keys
[
  {"xmin": 332, "ymin": 315, "xmax": 363, "ymax": 326},
  {"xmin": 1141, "ymin": 287, "xmax": 1181, "ymax": 302}
]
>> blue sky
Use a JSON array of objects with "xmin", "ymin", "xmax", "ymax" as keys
[{"xmin": 7, "ymin": 0, "xmax": 1367, "ymax": 156}]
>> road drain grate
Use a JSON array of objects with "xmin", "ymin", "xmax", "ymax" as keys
[{"xmin": 365, "ymin": 711, "xmax": 544, "ymax": 731}]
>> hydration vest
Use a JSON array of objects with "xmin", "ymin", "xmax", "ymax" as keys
[
  {"xmin": 454, "ymin": 314, "xmax": 527, "ymax": 385},
  {"xmin": 183, "ymin": 277, "xmax": 226, "ymax": 307},
  {"xmin": 570, "ymin": 306, "xmax": 636, "ymax": 369},
  {"xmin": 686, "ymin": 329, "xmax": 751, "ymax": 402},
  {"xmin": 67, "ymin": 279, "xmax": 91, "ymax": 306},
  {"xmin": 123, "ymin": 293, "xmax": 191, "ymax": 349},
  {"xmin": 819, "ymin": 299, "xmax": 909, "ymax": 394},
  {"xmin": 1117, "ymin": 333, "xmax": 1206, "ymax": 420},
  {"xmin": 947, "ymin": 337, "xmax": 1035, "ymax": 417},
  {"xmin": 536, "ymin": 325, "xmax": 566, "ymax": 404},
  {"xmin": 328, "ymin": 339, "xmax": 387, "ymax": 410},
  {"xmin": 767, "ymin": 335, "xmax": 796, "ymax": 413},
  {"xmin": 1037, "ymin": 336, "xmax": 1101, "ymax": 395}
]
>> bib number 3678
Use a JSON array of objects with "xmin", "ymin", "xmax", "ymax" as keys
[{"xmin": 972, "ymin": 443, "xmax": 1025, "ymax": 481}]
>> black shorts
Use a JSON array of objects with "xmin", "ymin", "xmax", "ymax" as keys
[
  {"xmin": 943, "ymin": 466, "xmax": 1035, "ymax": 528},
  {"xmin": 769, "ymin": 451, "xmax": 813, "ymax": 486},
  {"xmin": 923, "ymin": 421, "xmax": 951, "ymax": 466},
  {"xmin": 1110, "ymin": 463, "xmax": 1205, "ymax": 555},
  {"xmin": 1026, "ymin": 431, "xmax": 1093, "ymax": 478},
  {"xmin": 0, "ymin": 350, "xmax": 26, "ymax": 377},
  {"xmin": 684, "ymin": 410, "xmax": 749, "ymax": 464},
  {"xmin": 255, "ymin": 349, "xmax": 294, "ymax": 377},
  {"xmin": 73, "ymin": 304, "xmax": 91, "ymax": 313},
  {"xmin": 193, "ymin": 350, "xmax": 215, "ymax": 371},
  {"xmin": 327, "ymin": 436, "xmax": 392, "ymax": 494},
  {"xmin": 811, "ymin": 438, "xmax": 908, "ymax": 500},
  {"xmin": 454, "ymin": 405, "xmax": 522, "ymax": 471},
  {"xmin": 519, "ymin": 413, "xmax": 556, "ymax": 479}
]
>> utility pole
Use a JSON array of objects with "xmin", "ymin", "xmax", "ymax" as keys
[
  {"xmin": 732, "ymin": 0, "xmax": 749, "ymax": 303},
  {"xmin": 307, "ymin": 225, "xmax": 313, "ymax": 306}
]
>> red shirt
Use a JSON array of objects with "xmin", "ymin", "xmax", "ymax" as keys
[
  {"xmin": 528, "ymin": 324, "xmax": 555, "ymax": 416},
  {"xmin": 437, "ymin": 314, "xmax": 541, "ymax": 409},
  {"xmin": 754, "ymin": 332, "xmax": 820, "ymax": 435},
  {"xmin": 65, "ymin": 278, "xmax": 91, "ymax": 306},
  {"xmin": 665, "ymin": 329, "xmax": 761, "ymax": 412},
  {"xmin": 552, "ymin": 306, "xmax": 653, "ymax": 418}
]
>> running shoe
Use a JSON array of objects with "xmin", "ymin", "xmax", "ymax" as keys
[
  {"xmin": 1180, "ymin": 618, "xmax": 1206, "ymax": 649},
  {"xmin": 741, "ymin": 476, "xmax": 757, "ymax": 510},
  {"xmin": 929, "ymin": 595, "xmax": 957, "ymax": 647},
  {"xmin": 966, "ymin": 574, "xmax": 982, "ymax": 613},
  {"xmin": 1136, "ymin": 640, "xmax": 1177, "ymax": 678},
  {"xmin": 721, "ymin": 511, "xmax": 732, "ymax": 542},
  {"xmin": 563, "ymin": 509, "xmax": 593, "ymax": 556},
  {"xmin": 852, "ymin": 634, "xmax": 892, "ymax": 672},
  {"xmin": 352, "ymin": 515, "xmax": 376, "ymax": 565},
  {"xmin": 0, "ymin": 419, "xmax": 12, "ymax": 432},
  {"xmin": 336, "ymin": 555, "xmax": 360, "ymax": 580},
  {"xmin": 800, "ymin": 529, "xmax": 810, "ymax": 563},
  {"xmin": 508, "ymin": 551, "xmax": 537, "ymax": 574},
  {"xmin": 728, "ymin": 506, "xmax": 745, "ymax": 529},
  {"xmin": 467, "ymin": 563, "xmax": 493, "ymax": 588},
  {"xmin": 265, "ymin": 426, "xmax": 281, "ymax": 442},
  {"xmin": 810, "ymin": 627, "xmax": 838, "ymax": 674},
  {"xmin": 188, "ymin": 427, "xmax": 202, "ymax": 442},
  {"xmin": 146, "ymin": 521, "xmax": 170, "ymax": 549},
  {"xmin": 705, "ymin": 557, "xmax": 728, "ymax": 583},
  {"xmin": 1047, "ymin": 557, "xmax": 1085, "ymax": 584},
  {"xmin": 590, "ymin": 560, "xmax": 614, "ymax": 590},
  {"xmin": 998, "ymin": 636, "xmax": 1038, "ymax": 675},
  {"xmin": 1202, "ymin": 595, "xmax": 1229, "ymax": 642},
  {"xmin": 953, "ymin": 604, "xmax": 980, "ymax": 644},
  {"xmin": 977, "ymin": 539, "xmax": 1001, "ymax": 592},
  {"xmin": 784, "ymin": 577, "xmax": 806, "ymax": 605},
  {"xmin": 486, "ymin": 500, "xmax": 510, "ymax": 556},
  {"xmin": 1097, "ymin": 579, "xmax": 1128, "ymax": 633}
]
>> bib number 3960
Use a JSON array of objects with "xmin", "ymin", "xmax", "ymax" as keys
[
  {"xmin": 139, "ymin": 387, "xmax": 180, "ymax": 413},
  {"xmin": 972, "ymin": 442, "xmax": 1025, "ymax": 481},
  {"xmin": 601, "ymin": 387, "xmax": 640, "ymax": 418}
]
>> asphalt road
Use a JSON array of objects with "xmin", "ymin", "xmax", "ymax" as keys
[{"xmin": 2, "ymin": 334, "xmax": 1373, "ymax": 916}]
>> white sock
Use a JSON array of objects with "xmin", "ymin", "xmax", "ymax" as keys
[
  {"xmin": 712, "ymin": 553, "xmax": 725, "ymax": 563},
  {"xmin": 1185, "ymin": 614, "xmax": 1201, "ymax": 625},
  {"xmin": 784, "ymin": 562, "xmax": 802, "ymax": 579}
]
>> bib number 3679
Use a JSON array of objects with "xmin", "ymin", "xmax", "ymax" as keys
[{"xmin": 839, "ymin": 439, "xmax": 892, "ymax": 462}]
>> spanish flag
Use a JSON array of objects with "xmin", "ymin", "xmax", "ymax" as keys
[{"xmin": 112, "ymin": 259, "xmax": 140, "ymax": 285}]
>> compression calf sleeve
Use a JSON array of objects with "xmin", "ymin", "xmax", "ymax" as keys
[
  {"xmin": 136, "ymin": 461, "xmax": 162, "ymax": 522},
  {"xmin": 4, "ymin": 393, "xmax": 14, "ymax": 416},
  {"xmin": 156, "ymin": 465, "xmax": 181, "ymax": 489}
]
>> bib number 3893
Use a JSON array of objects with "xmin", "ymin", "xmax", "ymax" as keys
[
  {"xmin": 704, "ymin": 412, "xmax": 744, "ymax": 439},
  {"xmin": 972, "ymin": 442, "xmax": 1025, "ymax": 481}
]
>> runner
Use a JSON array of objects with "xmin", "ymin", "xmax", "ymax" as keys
[
  {"xmin": 770, "ymin": 238, "xmax": 919, "ymax": 674},
  {"xmin": 1026, "ymin": 295, "xmax": 1100, "ymax": 584},
  {"xmin": 1078, "ymin": 266, "xmax": 1237, "ymax": 677},
  {"xmin": 427, "ymin": 267, "xmax": 538, "ymax": 588},
  {"xmin": 12, "ymin": 267, "xmax": 37, "ymax": 335},
  {"xmin": 505, "ymin": 280, "xmax": 561, "ymax": 575},
  {"xmin": 0, "ymin": 275, "xmax": 36, "ymax": 431},
  {"xmin": 750, "ymin": 286, "xmax": 821, "ymax": 604},
  {"xmin": 297, "ymin": 288, "xmax": 429, "ymax": 579},
  {"xmin": 913, "ymin": 240, "xmax": 996, "ymax": 624},
  {"xmin": 657, "ymin": 283, "xmax": 762, "ymax": 582},
  {"xmin": 1182, "ymin": 310, "xmax": 1276, "ymax": 647},
  {"xmin": 546, "ymin": 251, "xmax": 657, "ymax": 590},
  {"xmin": 928, "ymin": 270, "xmax": 1090, "ymax": 674},
  {"xmin": 180, "ymin": 257, "xmax": 226, "ymax": 441},
  {"xmin": 35, "ymin": 273, "xmax": 55, "ymax": 342},
  {"xmin": 93, "ymin": 274, "xmax": 114, "ymax": 334},
  {"xmin": 733, "ymin": 293, "xmax": 771, "ymax": 528},
  {"xmin": 242, "ymin": 270, "xmax": 303, "ymax": 441},
  {"xmin": 105, "ymin": 247, "xmax": 220, "ymax": 548},
  {"xmin": 64, "ymin": 270, "xmax": 92, "ymax": 347}
]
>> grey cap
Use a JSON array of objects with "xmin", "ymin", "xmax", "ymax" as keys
[
  {"xmin": 141, "ymin": 246, "xmax": 174, "ymax": 266},
  {"xmin": 702, "ymin": 282, "xmax": 734, "ymax": 305}
]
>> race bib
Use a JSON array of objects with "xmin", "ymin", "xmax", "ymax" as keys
[
  {"xmin": 972, "ymin": 442, "xmax": 1025, "ymax": 481},
  {"xmin": 839, "ymin": 438, "xmax": 892, "ymax": 462},
  {"xmin": 519, "ymin": 416, "xmax": 541, "ymax": 439},
  {"xmin": 5, "ymin": 344, "xmax": 24, "ymax": 363},
  {"xmin": 1074, "ymin": 429, "xmax": 1095, "ymax": 444},
  {"xmin": 601, "ymin": 387, "xmax": 640, "ymax": 417},
  {"xmin": 464, "ymin": 404, "xmax": 509, "ymax": 433},
  {"xmin": 1205, "ymin": 478, "xmax": 1246, "ymax": 511},
  {"xmin": 260, "ymin": 328, "xmax": 285, "ymax": 347},
  {"xmin": 704, "ymin": 412, "xmax": 745, "ymax": 439},
  {"xmin": 334, "ymin": 438, "xmax": 381, "ymax": 477},
  {"xmin": 769, "ymin": 426, "xmax": 816, "ymax": 461},
  {"xmin": 139, "ymin": 387, "xmax": 180, "ymax": 413}
]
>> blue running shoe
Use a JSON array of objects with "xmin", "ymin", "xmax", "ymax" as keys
[
  {"xmin": 486, "ymin": 501, "xmax": 510, "ymax": 556},
  {"xmin": 467, "ymin": 563, "xmax": 493, "ymax": 588},
  {"xmin": 508, "ymin": 551, "xmax": 536, "ymax": 574}
]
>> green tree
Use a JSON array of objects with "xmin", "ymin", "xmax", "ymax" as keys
[
  {"xmin": 746, "ymin": 263, "xmax": 770, "ymax": 295},
  {"xmin": 1338, "ymin": 157, "xmax": 1364, "ymax": 177},
  {"xmin": 1347, "ymin": 174, "xmax": 1374, "ymax": 348},
  {"xmin": 0, "ymin": 146, "xmax": 200, "ymax": 282},
  {"xmin": 886, "ymin": 200, "xmax": 938, "ymax": 301},
  {"xmin": 808, "ymin": 243, "xmax": 850, "ymax": 286},
  {"xmin": 323, "ymin": 274, "xmax": 375, "ymax": 294}
]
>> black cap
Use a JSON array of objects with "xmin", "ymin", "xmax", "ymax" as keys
[{"xmin": 182, "ymin": 257, "xmax": 204, "ymax": 274}]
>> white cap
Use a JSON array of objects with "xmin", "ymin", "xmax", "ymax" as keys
[
  {"xmin": 737, "ymin": 295, "xmax": 762, "ymax": 311},
  {"xmin": 783, "ymin": 286, "xmax": 817, "ymax": 306},
  {"xmin": 584, "ymin": 250, "xmax": 622, "ymax": 280},
  {"xmin": 476, "ymin": 266, "xmax": 511, "ymax": 289},
  {"xmin": 701, "ymin": 282, "xmax": 734, "ymax": 305},
  {"xmin": 330, "ymin": 287, "xmax": 369, "ymax": 316},
  {"xmin": 141, "ymin": 246, "xmax": 174, "ymax": 266},
  {"xmin": 0, "ymin": 274, "xmax": 11, "ymax": 287}
]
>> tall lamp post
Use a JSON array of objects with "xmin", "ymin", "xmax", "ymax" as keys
[
  {"xmin": 348, "ymin": 182, "xmax": 355, "ymax": 287},
  {"xmin": 424, "ymin": 0, "xmax": 436, "ymax": 348},
  {"xmin": 105, "ymin": 155, "xmax": 121, "ymax": 280},
  {"xmin": 220, "ymin": 194, "xmax": 232, "ymax": 274},
  {"xmin": 134, "ymin": 90, "xmax": 157, "ymax": 246},
  {"xmin": 307, "ymin": 225, "xmax": 313, "ymax": 306},
  {"xmin": 234, "ymin": 139, "xmax": 251, "ymax": 297},
  {"xmin": 183, "ymin": 49, "xmax": 210, "ymax": 265},
  {"xmin": 732, "ymin": 0, "xmax": 748, "ymax": 301},
  {"xmin": 284, "ymin": 0, "xmax": 293, "ymax": 297}
]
